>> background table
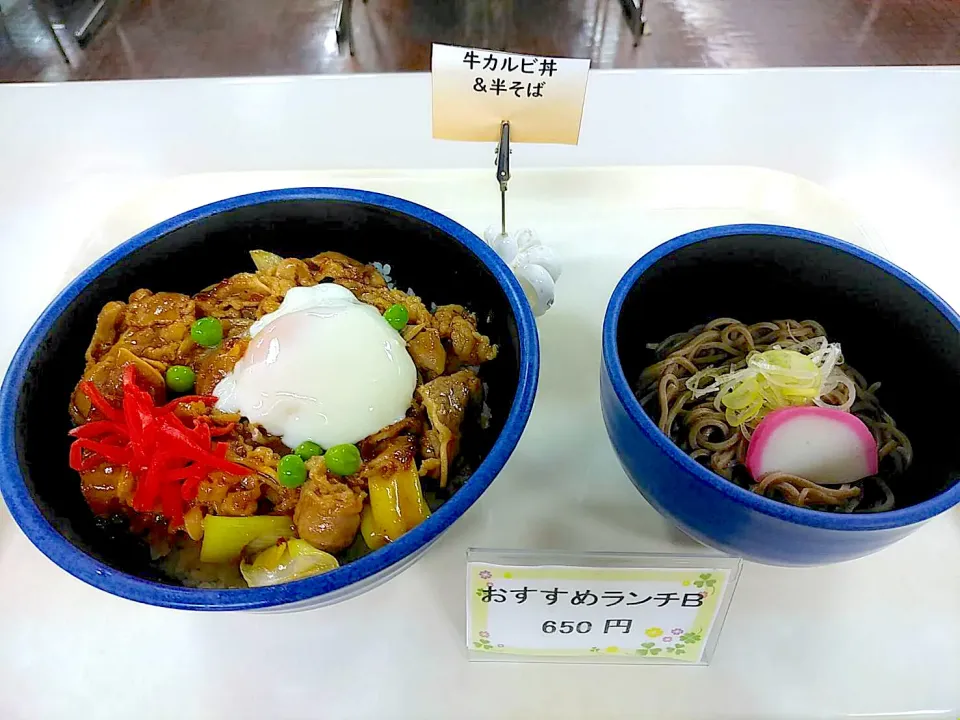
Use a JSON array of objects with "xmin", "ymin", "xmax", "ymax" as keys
[{"xmin": 1, "ymin": 68, "xmax": 959, "ymax": 719}]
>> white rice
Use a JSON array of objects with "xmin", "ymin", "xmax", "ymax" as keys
[
  {"xmin": 371, "ymin": 261, "xmax": 394, "ymax": 288},
  {"xmin": 479, "ymin": 381, "xmax": 493, "ymax": 429},
  {"xmin": 161, "ymin": 540, "xmax": 246, "ymax": 589}
]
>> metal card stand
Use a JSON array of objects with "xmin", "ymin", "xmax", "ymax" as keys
[
  {"xmin": 486, "ymin": 121, "xmax": 561, "ymax": 318},
  {"xmin": 495, "ymin": 121, "xmax": 511, "ymax": 237}
]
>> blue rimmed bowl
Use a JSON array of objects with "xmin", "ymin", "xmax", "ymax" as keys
[
  {"xmin": 601, "ymin": 224, "xmax": 960, "ymax": 566},
  {"xmin": 0, "ymin": 188, "xmax": 539, "ymax": 610}
]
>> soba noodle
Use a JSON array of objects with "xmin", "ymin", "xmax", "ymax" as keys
[{"xmin": 637, "ymin": 318, "xmax": 912, "ymax": 512}]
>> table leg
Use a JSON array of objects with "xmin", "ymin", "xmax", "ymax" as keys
[{"xmin": 73, "ymin": 0, "xmax": 108, "ymax": 46}]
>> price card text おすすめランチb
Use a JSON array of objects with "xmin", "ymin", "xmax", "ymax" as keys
[{"xmin": 467, "ymin": 550, "xmax": 741, "ymax": 664}]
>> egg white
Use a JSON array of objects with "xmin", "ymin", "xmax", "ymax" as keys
[{"xmin": 214, "ymin": 284, "xmax": 416, "ymax": 450}]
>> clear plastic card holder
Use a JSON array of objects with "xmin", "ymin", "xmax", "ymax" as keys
[{"xmin": 466, "ymin": 549, "xmax": 742, "ymax": 665}]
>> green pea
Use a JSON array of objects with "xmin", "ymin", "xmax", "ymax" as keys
[
  {"xmin": 165, "ymin": 365, "xmax": 196, "ymax": 393},
  {"xmin": 190, "ymin": 317, "xmax": 223, "ymax": 347},
  {"xmin": 383, "ymin": 303, "xmax": 409, "ymax": 331},
  {"xmin": 277, "ymin": 454, "xmax": 307, "ymax": 489},
  {"xmin": 295, "ymin": 441, "xmax": 323, "ymax": 461},
  {"xmin": 325, "ymin": 444, "xmax": 362, "ymax": 476}
]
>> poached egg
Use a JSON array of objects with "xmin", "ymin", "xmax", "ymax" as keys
[{"xmin": 214, "ymin": 284, "xmax": 416, "ymax": 450}]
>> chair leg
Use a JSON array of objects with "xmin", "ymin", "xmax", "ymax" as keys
[
  {"xmin": 633, "ymin": 0, "xmax": 645, "ymax": 47},
  {"xmin": 346, "ymin": 0, "xmax": 355, "ymax": 56},
  {"xmin": 335, "ymin": 0, "xmax": 354, "ymax": 55},
  {"xmin": 33, "ymin": 0, "xmax": 70, "ymax": 63},
  {"xmin": 335, "ymin": 0, "xmax": 346, "ymax": 46}
]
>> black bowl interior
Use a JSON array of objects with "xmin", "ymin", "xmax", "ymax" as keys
[
  {"xmin": 13, "ymin": 198, "xmax": 521, "ymax": 583},
  {"xmin": 617, "ymin": 232, "xmax": 960, "ymax": 508}
]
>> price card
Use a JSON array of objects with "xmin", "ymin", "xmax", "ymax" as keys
[
  {"xmin": 432, "ymin": 44, "xmax": 590, "ymax": 145},
  {"xmin": 467, "ymin": 550, "xmax": 741, "ymax": 664}
]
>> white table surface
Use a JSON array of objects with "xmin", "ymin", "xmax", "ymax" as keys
[{"xmin": 1, "ymin": 68, "xmax": 960, "ymax": 720}]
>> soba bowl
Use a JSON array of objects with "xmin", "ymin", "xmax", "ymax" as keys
[
  {"xmin": 0, "ymin": 188, "xmax": 539, "ymax": 610},
  {"xmin": 601, "ymin": 224, "xmax": 960, "ymax": 566}
]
